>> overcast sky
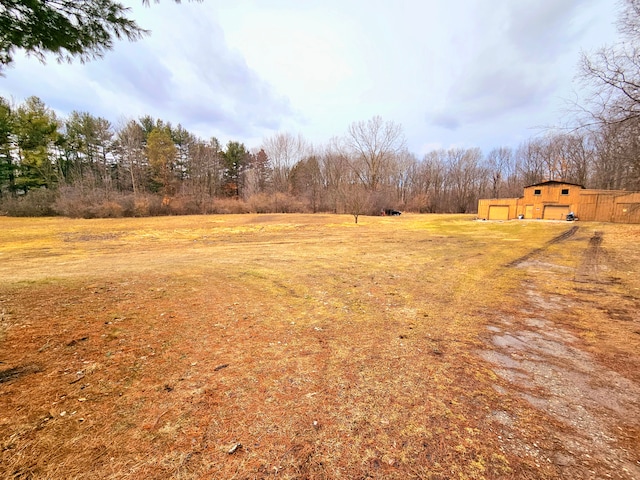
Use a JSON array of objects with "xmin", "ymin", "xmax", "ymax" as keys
[{"xmin": 0, "ymin": 0, "xmax": 619, "ymax": 155}]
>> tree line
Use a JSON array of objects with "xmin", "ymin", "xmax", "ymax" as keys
[
  {"xmin": 0, "ymin": 97, "xmax": 635, "ymax": 219},
  {"xmin": 0, "ymin": 1, "xmax": 639, "ymax": 218}
]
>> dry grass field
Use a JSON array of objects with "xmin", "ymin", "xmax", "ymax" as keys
[{"xmin": 0, "ymin": 214, "xmax": 639, "ymax": 479}]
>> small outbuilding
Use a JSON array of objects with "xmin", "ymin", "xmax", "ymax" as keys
[{"xmin": 478, "ymin": 180, "xmax": 640, "ymax": 223}]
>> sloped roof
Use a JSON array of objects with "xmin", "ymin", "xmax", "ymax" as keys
[{"xmin": 524, "ymin": 180, "xmax": 586, "ymax": 189}]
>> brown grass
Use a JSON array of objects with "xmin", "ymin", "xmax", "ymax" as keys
[{"xmin": 0, "ymin": 214, "xmax": 638, "ymax": 479}]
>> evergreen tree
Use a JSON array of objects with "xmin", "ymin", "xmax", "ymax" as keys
[
  {"xmin": 14, "ymin": 96, "xmax": 61, "ymax": 191},
  {"xmin": 146, "ymin": 127, "xmax": 176, "ymax": 195},
  {"xmin": 222, "ymin": 141, "xmax": 249, "ymax": 198},
  {"xmin": 0, "ymin": 97, "xmax": 15, "ymax": 197},
  {"xmin": 0, "ymin": 0, "xmax": 199, "ymax": 72}
]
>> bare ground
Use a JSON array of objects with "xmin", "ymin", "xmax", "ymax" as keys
[
  {"xmin": 480, "ymin": 228, "xmax": 640, "ymax": 480},
  {"xmin": 1, "ymin": 216, "xmax": 639, "ymax": 479}
]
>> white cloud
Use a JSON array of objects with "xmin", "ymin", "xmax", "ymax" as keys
[{"xmin": 0, "ymin": 0, "xmax": 619, "ymax": 154}]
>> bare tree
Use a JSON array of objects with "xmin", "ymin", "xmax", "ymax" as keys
[
  {"xmin": 445, "ymin": 148, "xmax": 486, "ymax": 213},
  {"xmin": 514, "ymin": 134, "xmax": 595, "ymax": 187},
  {"xmin": 578, "ymin": 0, "xmax": 640, "ymax": 188},
  {"xmin": 342, "ymin": 180, "xmax": 372, "ymax": 224},
  {"xmin": 114, "ymin": 119, "xmax": 147, "ymax": 197},
  {"xmin": 592, "ymin": 121, "xmax": 640, "ymax": 189},
  {"xmin": 516, "ymin": 139, "xmax": 546, "ymax": 186},
  {"xmin": 417, "ymin": 150, "xmax": 447, "ymax": 213},
  {"xmin": 580, "ymin": 0, "xmax": 640, "ymax": 126},
  {"xmin": 261, "ymin": 132, "xmax": 310, "ymax": 194},
  {"xmin": 485, "ymin": 147, "xmax": 514, "ymax": 198},
  {"xmin": 185, "ymin": 137, "xmax": 222, "ymax": 210},
  {"xmin": 390, "ymin": 149, "xmax": 418, "ymax": 207},
  {"xmin": 554, "ymin": 133, "xmax": 594, "ymax": 186},
  {"xmin": 343, "ymin": 116, "xmax": 406, "ymax": 191},
  {"xmin": 320, "ymin": 143, "xmax": 349, "ymax": 214}
]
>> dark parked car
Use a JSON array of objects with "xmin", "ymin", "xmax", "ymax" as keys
[{"xmin": 384, "ymin": 209, "xmax": 401, "ymax": 216}]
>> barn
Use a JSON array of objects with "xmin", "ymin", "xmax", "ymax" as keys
[{"xmin": 478, "ymin": 181, "xmax": 640, "ymax": 223}]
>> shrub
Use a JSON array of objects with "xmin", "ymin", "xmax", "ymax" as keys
[
  {"xmin": 91, "ymin": 201, "xmax": 124, "ymax": 218},
  {"xmin": 244, "ymin": 192, "xmax": 309, "ymax": 213},
  {"xmin": 0, "ymin": 189, "xmax": 58, "ymax": 216},
  {"xmin": 210, "ymin": 197, "xmax": 250, "ymax": 214},
  {"xmin": 162, "ymin": 195, "xmax": 209, "ymax": 216},
  {"xmin": 53, "ymin": 187, "xmax": 159, "ymax": 218},
  {"xmin": 54, "ymin": 187, "xmax": 131, "ymax": 218},
  {"xmin": 405, "ymin": 193, "xmax": 434, "ymax": 213}
]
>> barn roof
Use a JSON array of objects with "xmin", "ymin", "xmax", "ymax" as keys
[{"xmin": 524, "ymin": 180, "xmax": 586, "ymax": 189}]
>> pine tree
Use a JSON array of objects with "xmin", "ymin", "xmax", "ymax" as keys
[{"xmin": 0, "ymin": 1, "xmax": 198, "ymax": 71}]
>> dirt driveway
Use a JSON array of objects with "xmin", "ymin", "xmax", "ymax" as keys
[{"xmin": 480, "ymin": 227, "xmax": 640, "ymax": 480}]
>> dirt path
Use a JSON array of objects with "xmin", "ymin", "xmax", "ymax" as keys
[{"xmin": 480, "ymin": 228, "xmax": 640, "ymax": 480}]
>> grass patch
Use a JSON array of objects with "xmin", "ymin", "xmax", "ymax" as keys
[{"xmin": 0, "ymin": 214, "xmax": 637, "ymax": 479}]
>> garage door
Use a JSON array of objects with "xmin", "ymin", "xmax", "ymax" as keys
[
  {"xmin": 525, "ymin": 205, "xmax": 533, "ymax": 219},
  {"xmin": 543, "ymin": 205, "xmax": 570, "ymax": 220},
  {"xmin": 488, "ymin": 205, "xmax": 510, "ymax": 220}
]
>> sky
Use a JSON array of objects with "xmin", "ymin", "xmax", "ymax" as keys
[{"xmin": 0, "ymin": 0, "xmax": 620, "ymax": 156}]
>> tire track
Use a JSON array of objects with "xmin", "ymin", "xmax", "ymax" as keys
[
  {"xmin": 506, "ymin": 225, "xmax": 579, "ymax": 267},
  {"xmin": 482, "ymin": 228, "xmax": 640, "ymax": 479}
]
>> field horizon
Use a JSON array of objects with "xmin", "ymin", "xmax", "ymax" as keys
[{"xmin": 1, "ymin": 213, "xmax": 639, "ymax": 479}]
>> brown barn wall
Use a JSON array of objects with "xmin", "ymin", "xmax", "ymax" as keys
[
  {"xmin": 612, "ymin": 192, "xmax": 640, "ymax": 223},
  {"xmin": 477, "ymin": 182, "xmax": 640, "ymax": 223},
  {"xmin": 577, "ymin": 191, "xmax": 640, "ymax": 223},
  {"xmin": 578, "ymin": 193, "xmax": 614, "ymax": 222},
  {"xmin": 477, "ymin": 199, "xmax": 491, "ymax": 219},
  {"xmin": 478, "ymin": 198, "xmax": 519, "ymax": 220},
  {"xmin": 521, "ymin": 183, "xmax": 582, "ymax": 220}
]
